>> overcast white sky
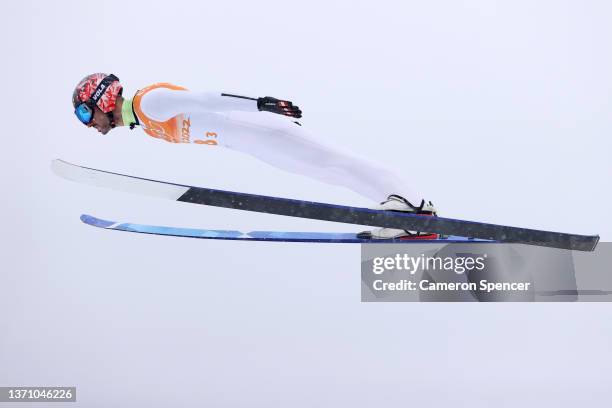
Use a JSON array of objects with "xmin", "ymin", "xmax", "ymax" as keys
[{"xmin": 2, "ymin": 0, "xmax": 611, "ymax": 406}]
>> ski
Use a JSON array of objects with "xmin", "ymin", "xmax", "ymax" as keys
[
  {"xmin": 81, "ymin": 214, "xmax": 491, "ymax": 243},
  {"xmin": 52, "ymin": 159, "xmax": 599, "ymax": 251}
]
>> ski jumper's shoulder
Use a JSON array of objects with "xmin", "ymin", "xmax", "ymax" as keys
[{"xmin": 133, "ymin": 83, "xmax": 190, "ymax": 143}]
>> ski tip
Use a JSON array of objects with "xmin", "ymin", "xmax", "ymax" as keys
[
  {"xmin": 51, "ymin": 158, "xmax": 69, "ymax": 167},
  {"xmin": 50, "ymin": 159, "xmax": 61, "ymax": 173},
  {"xmin": 80, "ymin": 214, "xmax": 116, "ymax": 228},
  {"xmin": 50, "ymin": 159, "xmax": 72, "ymax": 177},
  {"xmin": 51, "ymin": 159, "xmax": 90, "ymax": 184}
]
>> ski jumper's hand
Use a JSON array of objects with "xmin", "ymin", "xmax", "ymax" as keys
[{"xmin": 257, "ymin": 96, "xmax": 302, "ymax": 118}]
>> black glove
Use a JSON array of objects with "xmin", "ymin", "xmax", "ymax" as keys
[{"xmin": 257, "ymin": 96, "xmax": 302, "ymax": 118}]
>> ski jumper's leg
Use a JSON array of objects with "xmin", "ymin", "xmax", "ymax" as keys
[{"xmin": 217, "ymin": 111, "xmax": 420, "ymax": 204}]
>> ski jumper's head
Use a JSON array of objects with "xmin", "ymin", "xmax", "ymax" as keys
[{"xmin": 72, "ymin": 73, "xmax": 123, "ymax": 135}]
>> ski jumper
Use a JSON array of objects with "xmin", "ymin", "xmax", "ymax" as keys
[{"xmin": 131, "ymin": 83, "xmax": 419, "ymax": 204}]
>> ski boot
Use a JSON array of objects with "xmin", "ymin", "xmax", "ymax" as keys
[{"xmin": 357, "ymin": 194, "xmax": 439, "ymax": 240}]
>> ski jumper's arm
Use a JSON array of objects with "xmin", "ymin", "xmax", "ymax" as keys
[{"xmin": 140, "ymin": 87, "xmax": 258, "ymax": 122}]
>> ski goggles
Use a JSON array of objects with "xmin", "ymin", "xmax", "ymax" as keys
[{"xmin": 74, "ymin": 102, "xmax": 95, "ymax": 125}]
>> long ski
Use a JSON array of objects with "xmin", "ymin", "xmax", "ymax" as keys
[
  {"xmin": 81, "ymin": 214, "xmax": 490, "ymax": 243},
  {"xmin": 52, "ymin": 159, "xmax": 599, "ymax": 251}
]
